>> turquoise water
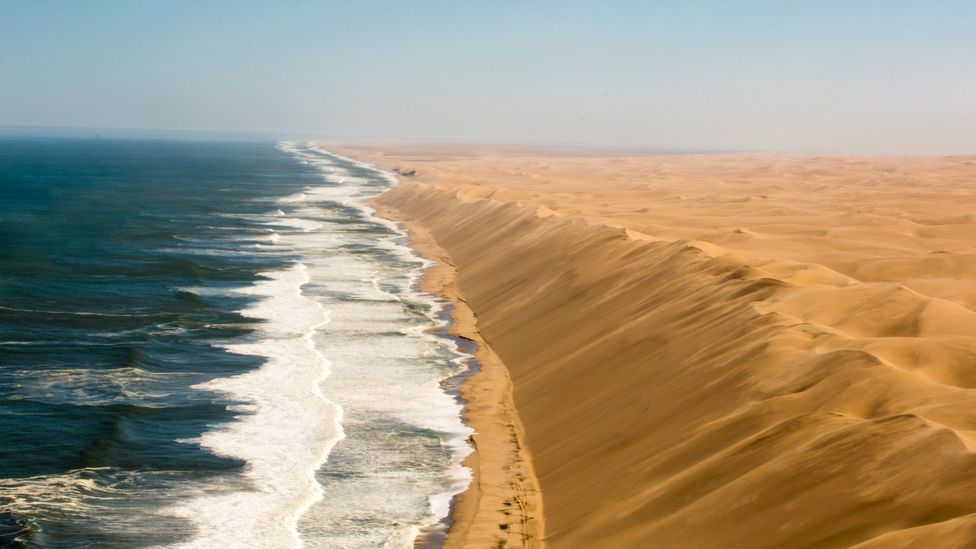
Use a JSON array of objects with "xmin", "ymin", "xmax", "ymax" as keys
[{"xmin": 0, "ymin": 139, "xmax": 472, "ymax": 548}]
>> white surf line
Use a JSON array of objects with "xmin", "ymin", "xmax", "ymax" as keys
[
  {"xmin": 384, "ymin": 243, "xmax": 475, "ymax": 545},
  {"xmin": 170, "ymin": 227, "xmax": 343, "ymax": 546},
  {"xmin": 306, "ymin": 143, "xmax": 475, "ymax": 544}
]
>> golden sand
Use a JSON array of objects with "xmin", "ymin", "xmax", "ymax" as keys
[{"xmin": 337, "ymin": 144, "xmax": 976, "ymax": 548}]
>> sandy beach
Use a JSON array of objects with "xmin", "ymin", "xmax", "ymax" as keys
[
  {"xmin": 8, "ymin": 1, "xmax": 976, "ymax": 547},
  {"xmin": 336, "ymin": 144, "xmax": 976, "ymax": 548},
  {"xmin": 371, "ymin": 202, "xmax": 544, "ymax": 549}
]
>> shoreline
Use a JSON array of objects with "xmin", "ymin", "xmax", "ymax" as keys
[
  {"xmin": 320, "ymin": 143, "xmax": 544, "ymax": 547},
  {"xmin": 334, "ymin": 144, "xmax": 976, "ymax": 547},
  {"xmin": 369, "ymin": 199, "xmax": 544, "ymax": 549},
  {"xmin": 326, "ymin": 141, "xmax": 543, "ymax": 547}
]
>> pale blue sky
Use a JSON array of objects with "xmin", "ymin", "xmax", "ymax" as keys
[{"xmin": 2, "ymin": 1, "xmax": 975, "ymax": 153}]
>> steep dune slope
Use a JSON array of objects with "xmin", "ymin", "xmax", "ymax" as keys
[{"xmin": 352, "ymin": 147, "xmax": 976, "ymax": 548}]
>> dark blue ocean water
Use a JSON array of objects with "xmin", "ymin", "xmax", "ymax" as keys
[
  {"xmin": 0, "ymin": 138, "xmax": 474, "ymax": 549},
  {"xmin": 0, "ymin": 138, "xmax": 320, "ymax": 546}
]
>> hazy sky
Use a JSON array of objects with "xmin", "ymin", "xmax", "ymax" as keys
[{"xmin": 3, "ymin": 1, "xmax": 975, "ymax": 153}]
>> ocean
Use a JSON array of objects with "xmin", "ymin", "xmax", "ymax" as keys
[{"xmin": 0, "ymin": 138, "xmax": 473, "ymax": 548}]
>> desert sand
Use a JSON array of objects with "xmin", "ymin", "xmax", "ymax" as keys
[{"xmin": 336, "ymin": 144, "xmax": 976, "ymax": 548}]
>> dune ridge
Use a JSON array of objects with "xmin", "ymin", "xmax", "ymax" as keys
[
  {"xmin": 343, "ymin": 146, "xmax": 976, "ymax": 548},
  {"xmin": 372, "ymin": 200, "xmax": 544, "ymax": 549}
]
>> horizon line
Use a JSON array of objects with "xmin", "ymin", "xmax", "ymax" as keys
[{"xmin": 1, "ymin": 124, "xmax": 972, "ymax": 158}]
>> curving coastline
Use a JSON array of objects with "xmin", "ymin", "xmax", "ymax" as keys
[
  {"xmin": 341, "ymin": 145, "xmax": 976, "ymax": 548},
  {"xmin": 172, "ymin": 143, "xmax": 479, "ymax": 548},
  {"xmin": 320, "ymin": 145, "xmax": 545, "ymax": 548},
  {"xmin": 370, "ymin": 204, "xmax": 545, "ymax": 549},
  {"xmin": 364, "ymin": 183, "xmax": 545, "ymax": 548}
]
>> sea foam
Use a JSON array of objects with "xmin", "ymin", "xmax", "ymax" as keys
[
  {"xmin": 170, "ymin": 141, "xmax": 473, "ymax": 548},
  {"xmin": 171, "ymin": 263, "xmax": 343, "ymax": 548}
]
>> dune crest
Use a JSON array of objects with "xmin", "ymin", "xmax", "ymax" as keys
[{"xmin": 336, "ymin": 145, "xmax": 976, "ymax": 548}]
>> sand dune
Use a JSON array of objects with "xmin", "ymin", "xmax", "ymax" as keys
[{"xmin": 337, "ymin": 145, "xmax": 976, "ymax": 548}]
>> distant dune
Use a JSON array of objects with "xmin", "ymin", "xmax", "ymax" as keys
[{"xmin": 335, "ymin": 144, "xmax": 976, "ymax": 548}]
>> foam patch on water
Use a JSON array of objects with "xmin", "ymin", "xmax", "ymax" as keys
[
  {"xmin": 292, "ymin": 144, "xmax": 474, "ymax": 547},
  {"xmin": 262, "ymin": 216, "xmax": 323, "ymax": 233},
  {"xmin": 0, "ymin": 366, "xmax": 177, "ymax": 407},
  {"xmin": 170, "ymin": 263, "xmax": 343, "ymax": 549},
  {"xmin": 169, "ymin": 141, "xmax": 475, "ymax": 548}
]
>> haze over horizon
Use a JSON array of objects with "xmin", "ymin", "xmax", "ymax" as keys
[
  {"xmin": 3, "ymin": 1, "xmax": 975, "ymax": 154},
  {"xmin": 5, "ymin": 3, "xmax": 976, "ymax": 548}
]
